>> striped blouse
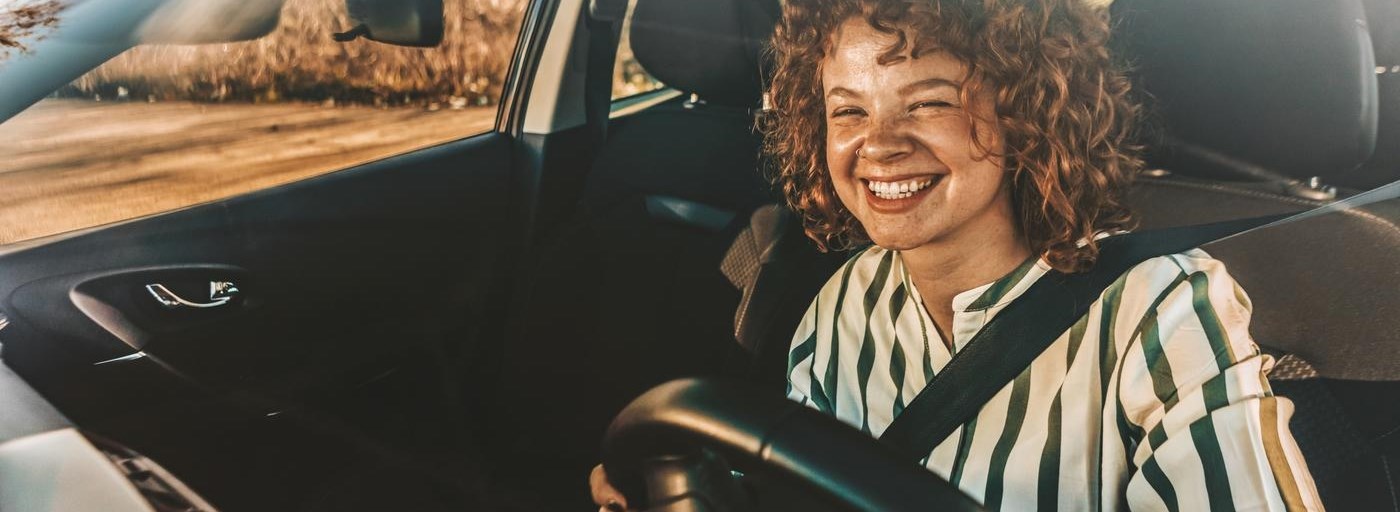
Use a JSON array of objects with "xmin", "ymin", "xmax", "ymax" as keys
[{"xmin": 786, "ymin": 245, "xmax": 1322, "ymax": 511}]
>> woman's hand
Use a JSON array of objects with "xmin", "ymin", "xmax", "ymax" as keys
[{"xmin": 589, "ymin": 464, "xmax": 629, "ymax": 512}]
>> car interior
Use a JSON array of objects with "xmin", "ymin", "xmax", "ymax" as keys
[
  {"xmin": 489, "ymin": 0, "xmax": 1400, "ymax": 508},
  {"xmin": 0, "ymin": 0, "xmax": 1397, "ymax": 510}
]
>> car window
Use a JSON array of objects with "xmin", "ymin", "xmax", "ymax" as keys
[
  {"xmin": 612, "ymin": 2, "xmax": 665, "ymax": 100},
  {"xmin": 0, "ymin": 0, "xmax": 529, "ymax": 246}
]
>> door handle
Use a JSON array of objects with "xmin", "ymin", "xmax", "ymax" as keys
[{"xmin": 145, "ymin": 281, "xmax": 240, "ymax": 309}]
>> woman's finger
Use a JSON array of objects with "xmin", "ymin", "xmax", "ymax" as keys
[{"xmin": 589, "ymin": 464, "xmax": 628, "ymax": 511}]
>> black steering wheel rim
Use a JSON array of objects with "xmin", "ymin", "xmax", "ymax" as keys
[{"xmin": 601, "ymin": 378, "xmax": 984, "ymax": 511}]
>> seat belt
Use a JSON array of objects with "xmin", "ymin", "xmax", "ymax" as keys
[
  {"xmin": 583, "ymin": 2, "xmax": 623, "ymax": 149},
  {"xmin": 875, "ymin": 205, "xmax": 1336, "ymax": 461},
  {"xmin": 881, "ymin": 177, "xmax": 1400, "ymax": 460}
]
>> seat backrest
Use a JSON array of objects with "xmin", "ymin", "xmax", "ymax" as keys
[
  {"xmin": 720, "ymin": 205, "xmax": 849, "ymax": 390},
  {"xmin": 485, "ymin": 1, "xmax": 782, "ymax": 509},
  {"xmin": 1113, "ymin": 0, "xmax": 1399, "ymax": 381},
  {"xmin": 1114, "ymin": 0, "xmax": 1400, "ymax": 507}
]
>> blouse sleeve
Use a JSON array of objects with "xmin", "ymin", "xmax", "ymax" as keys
[
  {"xmin": 1114, "ymin": 254, "xmax": 1323, "ymax": 511},
  {"xmin": 786, "ymin": 297, "xmax": 822, "ymax": 409}
]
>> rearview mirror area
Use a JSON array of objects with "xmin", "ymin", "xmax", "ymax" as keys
[
  {"xmin": 137, "ymin": 0, "xmax": 287, "ymax": 45},
  {"xmin": 24, "ymin": 0, "xmax": 444, "ymax": 49},
  {"xmin": 336, "ymin": 0, "xmax": 445, "ymax": 48}
]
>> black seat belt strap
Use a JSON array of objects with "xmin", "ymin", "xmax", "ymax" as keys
[
  {"xmin": 877, "ymin": 213, "xmax": 1291, "ymax": 462},
  {"xmin": 583, "ymin": 3, "xmax": 622, "ymax": 149}
]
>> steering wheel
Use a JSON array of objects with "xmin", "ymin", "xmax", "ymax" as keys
[{"xmin": 601, "ymin": 378, "xmax": 985, "ymax": 511}]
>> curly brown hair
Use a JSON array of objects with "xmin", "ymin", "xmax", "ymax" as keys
[{"xmin": 763, "ymin": 0, "xmax": 1144, "ymax": 273}]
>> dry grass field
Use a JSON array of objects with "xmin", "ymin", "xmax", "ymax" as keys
[
  {"xmin": 67, "ymin": 0, "xmax": 529, "ymax": 107},
  {"xmin": 0, "ymin": 100, "xmax": 498, "ymax": 244}
]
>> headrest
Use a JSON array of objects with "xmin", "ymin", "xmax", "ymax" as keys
[
  {"xmin": 1113, "ymin": 0, "xmax": 1379, "ymax": 180},
  {"xmin": 1341, "ymin": 0, "xmax": 1400, "ymax": 189},
  {"xmin": 629, "ymin": 0, "xmax": 781, "ymax": 108}
]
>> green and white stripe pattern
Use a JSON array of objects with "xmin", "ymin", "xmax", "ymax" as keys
[{"xmin": 787, "ymin": 246, "xmax": 1322, "ymax": 510}]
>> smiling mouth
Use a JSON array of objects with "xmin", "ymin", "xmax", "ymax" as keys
[{"xmin": 864, "ymin": 175, "xmax": 940, "ymax": 200}]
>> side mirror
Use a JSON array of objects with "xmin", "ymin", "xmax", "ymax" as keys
[{"xmin": 335, "ymin": 0, "xmax": 444, "ymax": 48}]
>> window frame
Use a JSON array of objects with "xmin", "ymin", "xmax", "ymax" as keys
[
  {"xmin": 497, "ymin": 0, "xmax": 558, "ymax": 138},
  {"xmin": 610, "ymin": 87, "xmax": 680, "ymax": 118}
]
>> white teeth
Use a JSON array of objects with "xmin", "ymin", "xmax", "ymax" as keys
[{"xmin": 866, "ymin": 176, "xmax": 937, "ymax": 199}]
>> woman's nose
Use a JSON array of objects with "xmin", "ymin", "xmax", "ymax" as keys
[{"xmin": 859, "ymin": 119, "xmax": 914, "ymax": 163}]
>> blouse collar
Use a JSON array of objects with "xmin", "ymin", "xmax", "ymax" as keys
[
  {"xmin": 891, "ymin": 250, "xmax": 1052, "ymax": 352},
  {"xmin": 955, "ymin": 255, "xmax": 1050, "ymax": 312}
]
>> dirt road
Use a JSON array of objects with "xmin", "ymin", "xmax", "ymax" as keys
[{"xmin": 0, "ymin": 99, "xmax": 497, "ymax": 245}]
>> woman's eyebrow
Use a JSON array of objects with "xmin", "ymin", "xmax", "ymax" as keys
[
  {"xmin": 827, "ymin": 86, "xmax": 863, "ymax": 99},
  {"xmin": 898, "ymin": 77, "xmax": 960, "ymax": 96}
]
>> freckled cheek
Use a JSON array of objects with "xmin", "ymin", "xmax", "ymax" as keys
[
  {"xmin": 909, "ymin": 121, "xmax": 968, "ymax": 167},
  {"xmin": 824, "ymin": 129, "xmax": 862, "ymax": 180},
  {"xmin": 965, "ymin": 97, "xmax": 1005, "ymax": 158},
  {"xmin": 823, "ymin": 135, "xmax": 864, "ymax": 211},
  {"xmin": 918, "ymin": 117, "xmax": 1003, "ymax": 171}
]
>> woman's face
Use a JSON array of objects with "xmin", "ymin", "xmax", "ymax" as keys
[{"xmin": 822, "ymin": 18, "xmax": 1015, "ymax": 251}]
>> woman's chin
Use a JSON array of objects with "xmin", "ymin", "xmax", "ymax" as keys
[{"xmin": 867, "ymin": 232, "xmax": 932, "ymax": 251}]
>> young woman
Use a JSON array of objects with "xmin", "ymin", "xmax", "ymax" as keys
[{"xmin": 595, "ymin": 0, "xmax": 1321, "ymax": 509}]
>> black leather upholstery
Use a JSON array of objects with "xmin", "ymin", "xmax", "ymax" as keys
[
  {"xmin": 629, "ymin": 0, "xmax": 781, "ymax": 107},
  {"xmin": 1113, "ymin": 0, "xmax": 1378, "ymax": 180}
]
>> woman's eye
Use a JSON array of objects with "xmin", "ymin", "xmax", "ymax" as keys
[
  {"xmin": 830, "ymin": 107, "xmax": 865, "ymax": 118},
  {"xmin": 911, "ymin": 100, "xmax": 954, "ymax": 111}
]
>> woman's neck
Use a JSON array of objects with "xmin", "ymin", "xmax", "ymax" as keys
[{"xmin": 901, "ymin": 217, "xmax": 1032, "ymax": 340}]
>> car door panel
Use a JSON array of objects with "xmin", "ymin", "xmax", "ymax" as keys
[
  {"xmin": 0, "ymin": 133, "xmax": 515, "ymax": 509},
  {"xmin": 12, "ymin": 264, "xmax": 253, "ymax": 355},
  {"xmin": 3, "ymin": 132, "xmax": 512, "ymax": 398}
]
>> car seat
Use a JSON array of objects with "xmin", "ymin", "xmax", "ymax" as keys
[
  {"xmin": 1111, "ymin": 0, "xmax": 1400, "ymax": 508},
  {"xmin": 484, "ymin": 0, "xmax": 784, "ymax": 509}
]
